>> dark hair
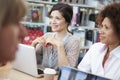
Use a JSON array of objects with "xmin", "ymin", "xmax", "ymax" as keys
[
  {"xmin": 0, "ymin": 0, "xmax": 26, "ymax": 27},
  {"xmin": 96, "ymin": 2, "xmax": 120, "ymax": 40},
  {"xmin": 48, "ymin": 2, "xmax": 73, "ymax": 34}
]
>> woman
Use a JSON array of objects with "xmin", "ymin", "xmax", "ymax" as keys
[
  {"xmin": 32, "ymin": 3, "xmax": 80, "ymax": 70},
  {"xmin": 0, "ymin": 0, "xmax": 27, "ymax": 78},
  {"xmin": 78, "ymin": 2, "xmax": 120, "ymax": 80}
]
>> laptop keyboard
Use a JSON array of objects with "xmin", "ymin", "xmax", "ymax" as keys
[
  {"xmin": 37, "ymin": 69, "xmax": 43, "ymax": 74},
  {"xmin": 37, "ymin": 64, "xmax": 44, "ymax": 74}
]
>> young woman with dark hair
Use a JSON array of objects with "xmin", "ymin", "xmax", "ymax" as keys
[{"xmin": 32, "ymin": 3, "xmax": 80, "ymax": 70}]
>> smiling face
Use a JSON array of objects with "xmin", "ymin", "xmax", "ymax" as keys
[
  {"xmin": 99, "ymin": 17, "xmax": 119, "ymax": 45},
  {"xmin": 49, "ymin": 10, "xmax": 68, "ymax": 33}
]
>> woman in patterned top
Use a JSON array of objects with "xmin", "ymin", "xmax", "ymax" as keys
[{"xmin": 32, "ymin": 3, "xmax": 80, "ymax": 70}]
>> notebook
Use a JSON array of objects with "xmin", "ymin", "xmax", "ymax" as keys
[
  {"xmin": 12, "ymin": 44, "xmax": 44, "ymax": 77},
  {"xmin": 58, "ymin": 66, "xmax": 111, "ymax": 80}
]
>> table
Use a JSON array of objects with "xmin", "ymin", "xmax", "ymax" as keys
[{"xmin": 8, "ymin": 69, "xmax": 58, "ymax": 80}]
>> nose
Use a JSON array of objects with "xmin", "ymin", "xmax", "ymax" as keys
[
  {"xmin": 99, "ymin": 27, "xmax": 104, "ymax": 34},
  {"xmin": 50, "ymin": 18, "xmax": 56, "ymax": 24}
]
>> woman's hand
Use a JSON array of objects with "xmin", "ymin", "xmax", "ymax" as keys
[
  {"xmin": 45, "ymin": 37, "xmax": 63, "ymax": 47},
  {"xmin": 31, "ymin": 36, "xmax": 46, "ymax": 47}
]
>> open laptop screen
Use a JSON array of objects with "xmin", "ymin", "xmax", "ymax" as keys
[
  {"xmin": 12, "ymin": 44, "xmax": 44, "ymax": 77},
  {"xmin": 58, "ymin": 66, "xmax": 110, "ymax": 80}
]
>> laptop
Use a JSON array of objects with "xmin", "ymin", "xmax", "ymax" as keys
[
  {"xmin": 12, "ymin": 44, "xmax": 44, "ymax": 77},
  {"xmin": 58, "ymin": 66, "xmax": 111, "ymax": 80}
]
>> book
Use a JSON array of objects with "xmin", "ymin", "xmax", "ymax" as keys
[
  {"xmin": 85, "ymin": 29, "xmax": 94, "ymax": 46},
  {"xmin": 78, "ymin": 0, "xmax": 85, "ymax": 4},
  {"xmin": 31, "ymin": 6, "xmax": 44, "ymax": 23},
  {"xmin": 31, "ymin": 9, "xmax": 40, "ymax": 22},
  {"xmin": 73, "ymin": 28, "xmax": 86, "ymax": 47},
  {"xmin": 81, "ymin": 8, "xmax": 88, "ymax": 26},
  {"xmin": 71, "ymin": 6, "xmax": 78, "ymax": 27},
  {"xmin": 76, "ymin": 7, "xmax": 81, "ymax": 26}
]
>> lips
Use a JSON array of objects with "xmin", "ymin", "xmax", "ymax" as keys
[
  {"xmin": 51, "ymin": 25, "xmax": 57, "ymax": 27},
  {"xmin": 99, "ymin": 36, "xmax": 105, "ymax": 40},
  {"xmin": 51, "ymin": 25, "xmax": 58, "ymax": 29}
]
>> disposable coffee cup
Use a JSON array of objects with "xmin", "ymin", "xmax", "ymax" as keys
[{"xmin": 44, "ymin": 68, "xmax": 56, "ymax": 80}]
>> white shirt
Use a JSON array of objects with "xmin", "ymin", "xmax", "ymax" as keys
[{"xmin": 78, "ymin": 42, "xmax": 120, "ymax": 80}]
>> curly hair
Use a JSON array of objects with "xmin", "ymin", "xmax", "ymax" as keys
[{"xmin": 96, "ymin": 2, "xmax": 120, "ymax": 40}]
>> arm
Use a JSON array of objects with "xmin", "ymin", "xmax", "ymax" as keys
[
  {"xmin": 31, "ymin": 36, "xmax": 46, "ymax": 48},
  {"xmin": 65, "ymin": 38, "xmax": 80, "ymax": 67},
  {"xmin": 31, "ymin": 32, "xmax": 54, "ymax": 53},
  {"xmin": 57, "ymin": 43, "xmax": 70, "ymax": 67},
  {"xmin": 31, "ymin": 36, "xmax": 46, "ymax": 54},
  {"xmin": 45, "ymin": 37, "xmax": 69, "ymax": 67},
  {"xmin": 46, "ymin": 36, "xmax": 80, "ymax": 68}
]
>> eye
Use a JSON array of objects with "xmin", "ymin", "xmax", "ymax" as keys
[
  {"xmin": 104, "ymin": 25, "xmax": 110, "ymax": 30},
  {"xmin": 99, "ymin": 25, "xmax": 103, "ymax": 29},
  {"xmin": 56, "ymin": 17, "xmax": 61, "ymax": 20}
]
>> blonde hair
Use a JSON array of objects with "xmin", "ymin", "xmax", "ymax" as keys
[{"xmin": 0, "ymin": 0, "xmax": 26, "ymax": 28}]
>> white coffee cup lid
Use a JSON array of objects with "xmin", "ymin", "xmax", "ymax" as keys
[{"xmin": 44, "ymin": 68, "xmax": 56, "ymax": 74}]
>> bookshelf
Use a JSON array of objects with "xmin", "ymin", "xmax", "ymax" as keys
[
  {"xmin": 22, "ymin": 0, "xmax": 100, "ymax": 48},
  {"xmin": 21, "ymin": 21, "xmax": 44, "ymax": 26},
  {"xmin": 23, "ymin": 0, "xmax": 120, "ymax": 54},
  {"xmin": 27, "ymin": 0, "xmax": 96, "ymax": 8}
]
